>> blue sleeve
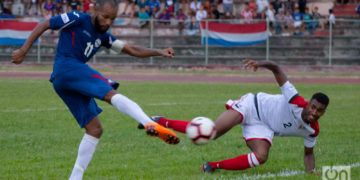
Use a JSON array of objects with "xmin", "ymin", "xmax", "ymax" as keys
[
  {"xmin": 49, "ymin": 11, "xmax": 84, "ymax": 30},
  {"xmin": 102, "ymin": 33, "xmax": 117, "ymax": 49}
]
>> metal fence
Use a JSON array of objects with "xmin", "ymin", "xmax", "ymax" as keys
[{"xmin": 1, "ymin": 18, "xmax": 360, "ymax": 66}]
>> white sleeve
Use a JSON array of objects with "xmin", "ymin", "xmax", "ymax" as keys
[
  {"xmin": 304, "ymin": 136, "xmax": 316, "ymax": 148},
  {"xmin": 280, "ymin": 81, "xmax": 298, "ymax": 102},
  {"xmin": 110, "ymin": 39, "xmax": 126, "ymax": 53}
]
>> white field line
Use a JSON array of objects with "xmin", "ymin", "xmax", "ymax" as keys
[
  {"xmin": 0, "ymin": 101, "xmax": 224, "ymax": 113},
  {"xmin": 241, "ymin": 162, "xmax": 360, "ymax": 179}
]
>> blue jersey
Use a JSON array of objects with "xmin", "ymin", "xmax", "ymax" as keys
[{"xmin": 49, "ymin": 11, "xmax": 116, "ymax": 63}]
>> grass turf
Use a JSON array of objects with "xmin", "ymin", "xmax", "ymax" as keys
[{"xmin": 0, "ymin": 79, "xmax": 359, "ymax": 179}]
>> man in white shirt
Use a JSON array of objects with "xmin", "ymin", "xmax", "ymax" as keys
[{"xmin": 139, "ymin": 59, "xmax": 329, "ymax": 173}]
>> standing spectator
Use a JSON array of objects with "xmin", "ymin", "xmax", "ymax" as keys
[
  {"xmin": 266, "ymin": 4, "xmax": 276, "ymax": 30},
  {"xmin": 256, "ymin": 0, "xmax": 269, "ymax": 16},
  {"xmin": 209, "ymin": 4, "xmax": 220, "ymax": 19},
  {"xmin": 195, "ymin": 4, "xmax": 207, "ymax": 21},
  {"xmin": 328, "ymin": 9, "xmax": 336, "ymax": 26},
  {"xmin": 298, "ymin": 0, "xmax": 306, "ymax": 14},
  {"xmin": 223, "ymin": 0, "xmax": 233, "ymax": 17},
  {"xmin": 190, "ymin": 0, "xmax": 201, "ymax": 12},
  {"xmin": 271, "ymin": 0, "xmax": 282, "ymax": 14},
  {"xmin": 42, "ymin": 0, "xmax": 56, "ymax": 19},
  {"xmin": 241, "ymin": 2, "xmax": 254, "ymax": 23},
  {"xmin": 82, "ymin": 0, "xmax": 91, "ymax": 13}
]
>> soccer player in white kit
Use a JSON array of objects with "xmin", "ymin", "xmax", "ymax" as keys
[{"xmin": 140, "ymin": 59, "xmax": 329, "ymax": 173}]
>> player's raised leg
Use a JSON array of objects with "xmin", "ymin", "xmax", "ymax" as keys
[
  {"xmin": 104, "ymin": 90, "xmax": 179, "ymax": 144},
  {"xmin": 69, "ymin": 118, "xmax": 102, "ymax": 180}
]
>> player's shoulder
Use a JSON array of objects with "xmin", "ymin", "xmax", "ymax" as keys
[{"xmin": 289, "ymin": 95, "xmax": 308, "ymax": 108}]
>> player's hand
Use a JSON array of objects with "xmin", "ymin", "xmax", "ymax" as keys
[
  {"xmin": 243, "ymin": 59, "xmax": 259, "ymax": 72},
  {"xmin": 160, "ymin": 48, "xmax": 175, "ymax": 58},
  {"xmin": 11, "ymin": 48, "xmax": 27, "ymax": 64}
]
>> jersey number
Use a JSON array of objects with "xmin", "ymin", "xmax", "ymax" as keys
[
  {"xmin": 84, "ymin": 42, "xmax": 94, "ymax": 57},
  {"xmin": 283, "ymin": 122, "xmax": 292, "ymax": 128}
]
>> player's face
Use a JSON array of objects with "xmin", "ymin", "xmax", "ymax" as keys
[
  {"xmin": 94, "ymin": 3, "xmax": 118, "ymax": 33},
  {"xmin": 303, "ymin": 99, "xmax": 326, "ymax": 123}
]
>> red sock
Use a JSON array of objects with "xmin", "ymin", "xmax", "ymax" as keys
[
  {"xmin": 208, "ymin": 153, "xmax": 260, "ymax": 170},
  {"xmin": 158, "ymin": 117, "xmax": 189, "ymax": 133}
]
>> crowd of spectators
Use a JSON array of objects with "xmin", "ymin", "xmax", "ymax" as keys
[{"xmin": 0, "ymin": 0, "xmax": 354, "ymax": 36}]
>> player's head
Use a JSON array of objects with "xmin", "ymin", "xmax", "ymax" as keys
[
  {"xmin": 303, "ymin": 92, "xmax": 329, "ymax": 123},
  {"xmin": 93, "ymin": 0, "xmax": 118, "ymax": 33}
]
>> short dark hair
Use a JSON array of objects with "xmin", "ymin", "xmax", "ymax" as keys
[
  {"xmin": 96, "ymin": 0, "xmax": 118, "ymax": 8},
  {"xmin": 311, "ymin": 92, "xmax": 329, "ymax": 107}
]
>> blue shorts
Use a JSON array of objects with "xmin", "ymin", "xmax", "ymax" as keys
[{"xmin": 51, "ymin": 63, "xmax": 113, "ymax": 128}]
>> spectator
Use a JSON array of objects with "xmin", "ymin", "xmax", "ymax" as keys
[
  {"xmin": 209, "ymin": 4, "xmax": 220, "ymax": 19},
  {"xmin": 241, "ymin": 2, "xmax": 254, "ymax": 23},
  {"xmin": 302, "ymin": 7, "xmax": 314, "ymax": 34},
  {"xmin": 149, "ymin": 0, "xmax": 160, "ymax": 16},
  {"xmin": 184, "ymin": 11, "xmax": 199, "ymax": 35},
  {"xmin": 178, "ymin": 0, "xmax": 190, "ymax": 16},
  {"xmin": 138, "ymin": 7, "xmax": 150, "ymax": 28},
  {"xmin": 283, "ymin": 10, "xmax": 294, "ymax": 35},
  {"xmin": 223, "ymin": 0, "xmax": 233, "ymax": 17},
  {"xmin": 328, "ymin": 9, "xmax": 336, "ymax": 26},
  {"xmin": 356, "ymin": 4, "xmax": 360, "ymax": 17},
  {"xmin": 248, "ymin": 0, "xmax": 257, "ymax": 14},
  {"xmin": 176, "ymin": 8, "xmax": 187, "ymax": 35},
  {"xmin": 42, "ymin": 0, "xmax": 56, "ymax": 19},
  {"xmin": 190, "ymin": 0, "xmax": 201, "ymax": 12},
  {"xmin": 298, "ymin": 0, "xmax": 307, "ymax": 14},
  {"xmin": 292, "ymin": 7, "xmax": 303, "ymax": 35},
  {"xmin": 195, "ymin": 4, "xmax": 207, "ymax": 21},
  {"xmin": 312, "ymin": 6, "xmax": 324, "ymax": 30},
  {"xmin": 256, "ymin": 0, "xmax": 269, "ymax": 16},
  {"xmin": 82, "ymin": 0, "xmax": 91, "ymax": 13},
  {"xmin": 271, "ymin": 0, "xmax": 282, "ymax": 14},
  {"xmin": 266, "ymin": 4, "xmax": 275, "ymax": 29},
  {"xmin": 54, "ymin": 0, "xmax": 64, "ymax": 14},
  {"xmin": 274, "ymin": 8, "xmax": 286, "ymax": 34},
  {"xmin": 68, "ymin": 0, "xmax": 81, "ymax": 11}
]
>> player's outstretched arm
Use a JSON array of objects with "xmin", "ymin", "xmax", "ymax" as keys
[
  {"xmin": 304, "ymin": 147, "xmax": 317, "ymax": 173},
  {"xmin": 11, "ymin": 20, "xmax": 50, "ymax": 64},
  {"xmin": 121, "ymin": 44, "xmax": 174, "ymax": 58},
  {"xmin": 243, "ymin": 59, "xmax": 288, "ymax": 87}
]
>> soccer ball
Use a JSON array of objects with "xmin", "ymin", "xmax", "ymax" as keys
[{"xmin": 186, "ymin": 117, "xmax": 216, "ymax": 145}]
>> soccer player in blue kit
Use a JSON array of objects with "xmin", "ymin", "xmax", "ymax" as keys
[{"xmin": 11, "ymin": 0, "xmax": 179, "ymax": 179}]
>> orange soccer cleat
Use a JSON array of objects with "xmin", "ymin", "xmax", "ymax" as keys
[{"xmin": 144, "ymin": 122, "xmax": 180, "ymax": 145}]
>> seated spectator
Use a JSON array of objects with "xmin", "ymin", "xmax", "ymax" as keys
[
  {"xmin": 82, "ymin": 0, "xmax": 91, "ymax": 13},
  {"xmin": 157, "ymin": 8, "xmax": 172, "ymax": 24},
  {"xmin": 274, "ymin": 9, "xmax": 285, "ymax": 34},
  {"xmin": 283, "ymin": 10, "xmax": 294, "ymax": 35},
  {"xmin": 292, "ymin": 7, "xmax": 303, "ymax": 35},
  {"xmin": 256, "ymin": 0, "xmax": 269, "ymax": 17},
  {"xmin": 312, "ymin": 6, "xmax": 325, "ymax": 30},
  {"xmin": 138, "ymin": 7, "xmax": 150, "ymax": 28},
  {"xmin": 176, "ymin": 8, "xmax": 188, "ymax": 35},
  {"xmin": 241, "ymin": 2, "xmax": 254, "ymax": 24},
  {"xmin": 149, "ymin": 0, "xmax": 161, "ymax": 16},
  {"xmin": 178, "ymin": 0, "xmax": 190, "ymax": 16},
  {"xmin": 67, "ymin": 0, "xmax": 80, "ymax": 11},
  {"xmin": 248, "ymin": 0, "xmax": 257, "ymax": 14},
  {"xmin": 302, "ymin": 7, "xmax": 314, "ymax": 34},
  {"xmin": 356, "ymin": 4, "xmax": 360, "ymax": 17},
  {"xmin": 184, "ymin": 11, "xmax": 199, "ymax": 35}
]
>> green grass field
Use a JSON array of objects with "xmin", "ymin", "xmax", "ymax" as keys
[{"xmin": 1, "ymin": 78, "xmax": 359, "ymax": 179}]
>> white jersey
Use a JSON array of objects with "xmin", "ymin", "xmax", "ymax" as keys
[{"xmin": 226, "ymin": 81, "xmax": 319, "ymax": 147}]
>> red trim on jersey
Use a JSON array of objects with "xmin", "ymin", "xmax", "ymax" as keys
[
  {"xmin": 71, "ymin": 31, "xmax": 75, "ymax": 47},
  {"xmin": 309, "ymin": 121, "xmax": 320, "ymax": 137},
  {"xmin": 91, "ymin": 74, "xmax": 110, "ymax": 85},
  {"xmin": 224, "ymin": 104, "xmax": 244, "ymax": 124},
  {"xmin": 289, "ymin": 95, "xmax": 308, "ymax": 108}
]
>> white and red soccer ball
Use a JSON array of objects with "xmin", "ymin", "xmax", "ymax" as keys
[{"xmin": 186, "ymin": 117, "xmax": 217, "ymax": 145}]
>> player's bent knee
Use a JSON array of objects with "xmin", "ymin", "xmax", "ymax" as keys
[
  {"xmin": 253, "ymin": 152, "xmax": 268, "ymax": 164},
  {"xmin": 86, "ymin": 127, "xmax": 103, "ymax": 138}
]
